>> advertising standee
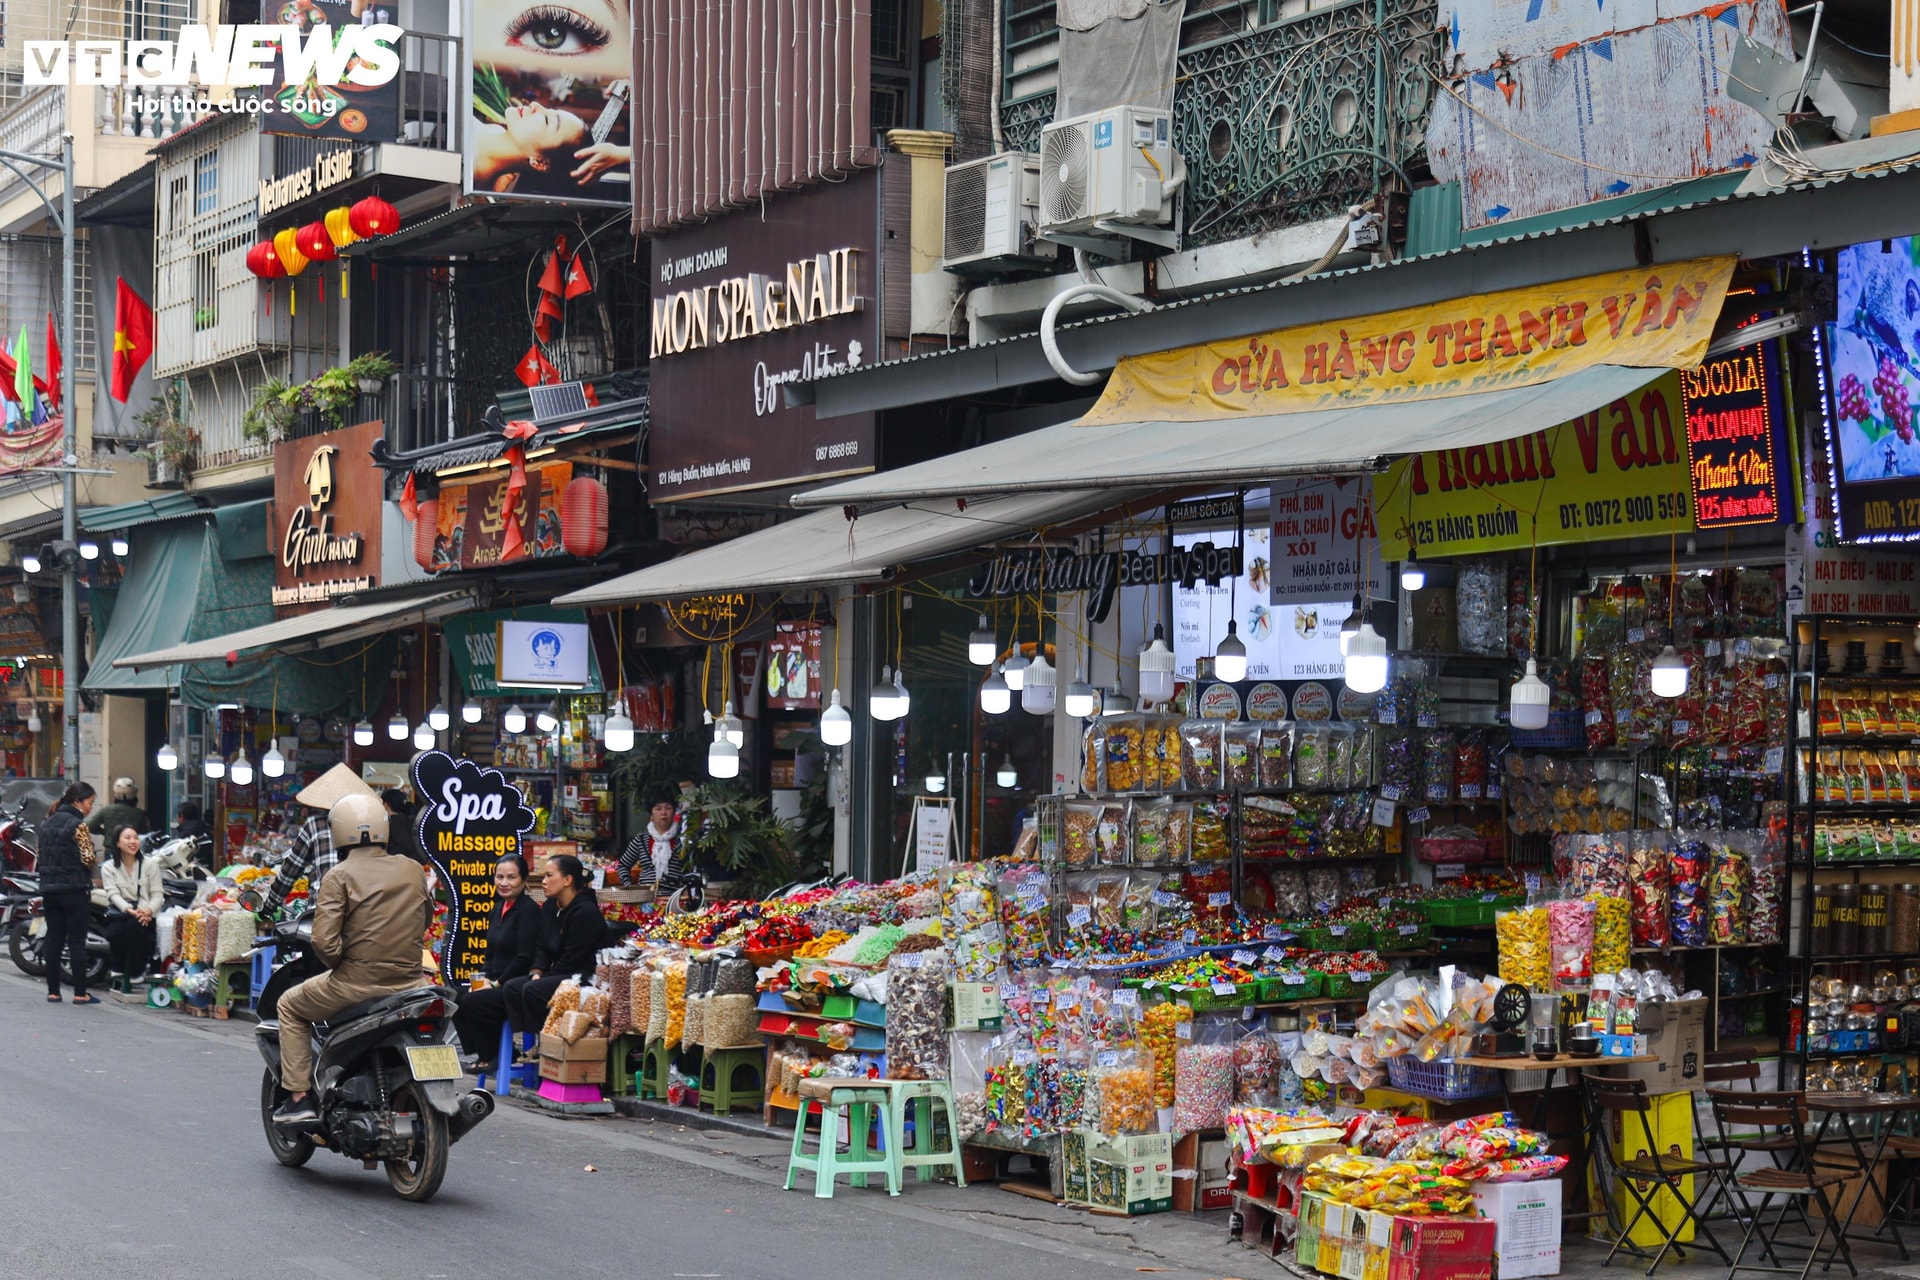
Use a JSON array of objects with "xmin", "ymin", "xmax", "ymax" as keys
[{"xmin": 413, "ymin": 751, "xmax": 537, "ymax": 986}]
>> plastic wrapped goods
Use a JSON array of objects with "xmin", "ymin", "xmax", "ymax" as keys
[{"xmin": 885, "ymin": 950, "xmax": 953, "ymax": 1080}]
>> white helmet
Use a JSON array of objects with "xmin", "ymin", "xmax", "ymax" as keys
[
  {"xmin": 329, "ymin": 792, "xmax": 389, "ymax": 851},
  {"xmin": 111, "ymin": 777, "xmax": 137, "ymax": 802}
]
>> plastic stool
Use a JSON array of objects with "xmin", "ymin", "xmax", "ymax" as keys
[
  {"xmin": 475, "ymin": 1024, "xmax": 537, "ymax": 1097},
  {"xmin": 249, "ymin": 943, "xmax": 275, "ymax": 1001},
  {"xmin": 699, "ymin": 1046, "xmax": 766, "ymax": 1114},
  {"xmin": 606, "ymin": 1034, "xmax": 646, "ymax": 1098},
  {"xmin": 213, "ymin": 962, "xmax": 251, "ymax": 1013},
  {"xmin": 784, "ymin": 1076, "xmax": 901, "ymax": 1198},
  {"xmin": 639, "ymin": 1038, "xmax": 672, "ymax": 1100},
  {"xmin": 885, "ymin": 1080, "xmax": 967, "ymax": 1186}
]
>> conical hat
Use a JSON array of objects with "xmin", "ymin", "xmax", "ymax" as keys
[{"xmin": 295, "ymin": 762, "xmax": 377, "ymax": 809}]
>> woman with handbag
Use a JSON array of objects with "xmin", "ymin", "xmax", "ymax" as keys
[
  {"xmin": 37, "ymin": 781, "xmax": 98, "ymax": 1004},
  {"xmin": 101, "ymin": 822, "xmax": 162, "ymax": 992}
]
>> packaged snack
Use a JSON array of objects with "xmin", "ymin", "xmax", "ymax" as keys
[
  {"xmin": 1064, "ymin": 802, "xmax": 1101, "ymax": 870},
  {"xmin": 1191, "ymin": 797, "xmax": 1231, "ymax": 862},
  {"xmin": 1328, "ymin": 722, "xmax": 1356, "ymax": 791},
  {"xmin": 1182, "ymin": 720, "xmax": 1222, "ymax": 791},
  {"xmin": 1081, "ymin": 719, "xmax": 1106, "ymax": 793},
  {"xmin": 1224, "ymin": 722, "xmax": 1259, "ymax": 790},
  {"xmin": 1258, "ymin": 720, "xmax": 1295, "ymax": 789},
  {"xmin": 1166, "ymin": 802, "xmax": 1193, "ymax": 865},
  {"xmin": 1104, "ymin": 716, "xmax": 1146, "ymax": 792},
  {"xmin": 1133, "ymin": 799, "xmax": 1172, "ymax": 867},
  {"xmin": 1295, "ymin": 723, "xmax": 1331, "ymax": 790},
  {"xmin": 1097, "ymin": 802, "xmax": 1131, "ymax": 866}
]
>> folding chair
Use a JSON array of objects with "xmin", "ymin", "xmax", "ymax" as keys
[
  {"xmin": 1699, "ymin": 1067, "xmax": 1817, "ymax": 1235},
  {"xmin": 1587, "ymin": 1076, "xmax": 1732, "ymax": 1275},
  {"xmin": 1709, "ymin": 1092, "xmax": 1855, "ymax": 1280},
  {"xmin": 1877, "ymin": 1135, "xmax": 1920, "ymax": 1251}
]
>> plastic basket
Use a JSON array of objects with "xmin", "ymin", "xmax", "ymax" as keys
[
  {"xmin": 1380, "ymin": 920, "xmax": 1432, "ymax": 951},
  {"xmin": 1301, "ymin": 923, "xmax": 1375, "ymax": 951},
  {"xmin": 1323, "ymin": 968, "xmax": 1385, "ymax": 1000},
  {"xmin": 1421, "ymin": 896, "xmax": 1522, "ymax": 927},
  {"xmin": 1258, "ymin": 972, "xmax": 1325, "ymax": 1002},
  {"xmin": 1166, "ymin": 982, "xmax": 1255, "ymax": 1012},
  {"xmin": 1385, "ymin": 1055, "xmax": 1502, "ymax": 1101},
  {"xmin": 1506, "ymin": 708, "xmax": 1586, "ymax": 750}
]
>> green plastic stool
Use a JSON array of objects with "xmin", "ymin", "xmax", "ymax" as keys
[
  {"xmin": 784, "ymin": 1077, "xmax": 900, "ymax": 1198},
  {"xmin": 213, "ymin": 962, "xmax": 250, "ymax": 1014},
  {"xmin": 700, "ymin": 1046, "xmax": 765, "ymax": 1114},
  {"xmin": 639, "ymin": 1038, "xmax": 672, "ymax": 1100},
  {"xmin": 886, "ymin": 1080, "xmax": 968, "ymax": 1186}
]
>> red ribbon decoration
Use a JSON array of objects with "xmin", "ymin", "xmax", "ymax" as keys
[{"xmin": 500, "ymin": 445, "xmax": 529, "ymax": 560}]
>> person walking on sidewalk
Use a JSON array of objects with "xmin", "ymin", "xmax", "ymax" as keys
[
  {"xmin": 37, "ymin": 781, "xmax": 99, "ymax": 1005},
  {"xmin": 271, "ymin": 793, "xmax": 431, "ymax": 1126}
]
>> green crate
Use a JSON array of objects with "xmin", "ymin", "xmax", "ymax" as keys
[
  {"xmin": 1257, "ymin": 972, "xmax": 1325, "ymax": 1002},
  {"xmin": 1323, "ymin": 968, "xmax": 1385, "ymax": 1000},
  {"xmin": 1422, "ymin": 895, "xmax": 1521, "ymax": 927},
  {"xmin": 1167, "ymin": 982, "xmax": 1254, "ymax": 1012},
  {"xmin": 1380, "ymin": 920, "xmax": 1432, "ymax": 950},
  {"xmin": 1301, "ymin": 922, "xmax": 1374, "ymax": 951}
]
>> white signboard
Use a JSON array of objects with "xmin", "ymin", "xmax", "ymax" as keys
[
  {"xmin": 497, "ymin": 619, "xmax": 591, "ymax": 688},
  {"xmin": 1173, "ymin": 527, "xmax": 1282, "ymax": 680},
  {"xmin": 1269, "ymin": 477, "xmax": 1386, "ymax": 606},
  {"xmin": 1273, "ymin": 600, "xmax": 1353, "ymax": 682},
  {"xmin": 913, "ymin": 802, "xmax": 953, "ymax": 872}
]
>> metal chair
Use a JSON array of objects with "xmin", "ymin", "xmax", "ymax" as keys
[
  {"xmin": 1708, "ymin": 1092, "xmax": 1854, "ymax": 1280},
  {"xmin": 1698, "ymin": 1066, "xmax": 1817, "ymax": 1234},
  {"xmin": 1587, "ymin": 1075, "xmax": 1733, "ymax": 1275}
]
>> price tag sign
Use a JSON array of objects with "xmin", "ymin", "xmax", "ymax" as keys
[
  {"xmin": 1371, "ymin": 797, "xmax": 1397, "ymax": 827},
  {"xmin": 1000, "ymin": 982, "xmax": 1019, "ymax": 1000},
  {"xmin": 1182, "ymin": 929, "xmax": 1197, "ymax": 945},
  {"xmin": 1329, "ymin": 925, "xmax": 1349, "ymax": 938},
  {"xmin": 1399, "ymin": 924, "xmax": 1419, "ymax": 937},
  {"xmin": 1350, "ymin": 969, "xmax": 1373, "ymax": 982},
  {"xmin": 1211, "ymin": 980, "xmax": 1237, "ymax": 996},
  {"xmin": 1243, "ymin": 1005, "xmax": 1256, "ymax": 1021},
  {"xmin": 1627, "ymin": 627, "xmax": 1646, "ymax": 644},
  {"xmin": 1283, "ymin": 974, "xmax": 1305, "ymax": 986},
  {"xmin": 1764, "ymin": 746, "xmax": 1784, "ymax": 773},
  {"xmin": 1263, "ymin": 925, "xmax": 1289, "ymax": 941},
  {"xmin": 1096, "ymin": 1050, "xmax": 1120, "ymax": 1068},
  {"xmin": 1232, "ymin": 950, "xmax": 1257, "ymax": 965},
  {"xmin": 1176, "ymin": 1021, "xmax": 1194, "ymax": 1040},
  {"xmin": 1207, "ymin": 891, "xmax": 1232, "ymax": 908},
  {"xmin": 1480, "ymin": 892, "xmax": 1498, "ymax": 903},
  {"xmin": 1380, "ymin": 785, "xmax": 1404, "ymax": 802},
  {"xmin": 1263, "ymin": 946, "xmax": 1286, "ymax": 961},
  {"xmin": 1585, "ymin": 710, "xmax": 1606, "ymax": 727},
  {"xmin": 1409, "ymin": 806, "xmax": 1432, "ymax": 824},
  {"xmin": 1068, "ymin": 906, "xmax": 1092, "ymax": 927}
]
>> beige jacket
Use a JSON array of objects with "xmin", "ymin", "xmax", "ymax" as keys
[{"xmin": 310, "ymin": 846, "xmax": 430, "ymax": 989}]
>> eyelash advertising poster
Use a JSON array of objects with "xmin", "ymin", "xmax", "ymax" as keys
[{"xmin": 465, "ymin": 0, "xmax": 632, "ymax": 204}]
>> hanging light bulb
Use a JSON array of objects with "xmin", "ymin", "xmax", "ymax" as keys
[
  {"xmin": 78, "ymin": 540, "xmax": 99, "ymax": 560},
  {"xmin": 1101, "ymin": 689, "xmax": 1135, "ymax": 716},
  {"xmin": 352, "ymin": 718, "xmax": 375, "ymax": 746},
  {"xmin": 1509, "ymin": 659, "xmax": 1553, "ymax": 731},
  {"xmin": 980, "ymin": 665, "xmax": 1011, "ymax": 715},
  {"xmin": 707, "ymin": 725, "xmax": 740, "ymax": 779},
  {"xmin": 1004, "ymin": 647, "xmax": 1029, "ymax": 691},
  {"xmin": 229, "ymin": 750, "xmax": 254, "ymax": 787},
  {"xmin": 1339, "ymin": 593, "xmax": 1364, "ymax": 655},
  {"xmin": 535, "ymin": 701, "xmax": 560, "ymax": 733},
  {"xmin": 156, "ymin": 742, "xmax": 178, "ymax": 771},
  {"xmin": 502, "ymin": 704, "xmax": 527, "ymax": 734},
  {"xmin": 996, "ymin": 756, "xmax": 1017, "ymax": 787},
  {"xmin": 1064, "ymin": 667, "xmax": 1096, "ymax": 718},
  {"xmin": 717, "ymin": 700, "xmax": 744, "ymax": 748},
  {"xmin": 386, "ymin": 711, "xmax": 409, "ymax": 740},
  {"xmin": 110, "ymin": 535, "xmax": 129, "ymax": 557},
  {"xmin": 1213, "ymin": 621, "xmax": 1248, "ymax": 683},
  {"xmin": 869, "ymin": 665, "xmax": 903, "ymax": 721},
  {"xmin": 24, "ymin": 709, "xmax": 40, "ymax": 733},
  {"xmin": 413, "ymin": 722, "xmax": 435, "ymax": 750},
  {"xmin": 1344, "ymin": 622, "xmax": 1390, "ymax": 694},
  {"xmin": 261, "ymin": 743, "xmax": 287, "ymax": 778},
  {"xmin": 891, "ymin": 669, "xmax": 911, "ymax": 719},
  {"xmin": 427, "ymin": 703, "xmax": 451, "ymax": 732},
  {"xmin": 460, "ymin": 698, "xmax": 484, "ymax": 724},
  {"xmin": 603, "ymin": 705, "xmax": 635, "ymax": 752},
  {"xmin": 968, "ymin": 615, "xmax": 996, "ymax": 666},
  {"xmin": 925, "ymin": 768, "xmax": 947, "ymax": 793},
  {"xmin": 1650, "ymin": 645, "xmax": 1690, "ymax": 698},
  {"xmin": 18, "ymin": 551, "xmax": 39, "ymax": 573},
  {"xmin": 1021, "ymin": 650, "xmax": 1056, "ymax": 715},
  {"xmin": 819, "ymin": 689, "xmax": 853, "ymax": 746},
  {"xmin": 203, "ymin": 751, "xmax": 226, "ymax": 780},
  {"xmin": 1138, "ymin": 624, "xmax": 1176, "ymax": 705},
  {"xmin": 1399, "ymin": 547, "xmax": 1426, "ymax": 593}
]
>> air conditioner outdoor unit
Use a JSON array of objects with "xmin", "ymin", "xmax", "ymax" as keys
[
  {"xmin": 1037, "ymin": 105, "xmax": 1184, "ymax": 253},
  {"xmin": 942, "ymin": 152, "xmax": 1058, "ymax": 274}
]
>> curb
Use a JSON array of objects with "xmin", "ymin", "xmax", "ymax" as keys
[{"xmin": 613, "ymin": 1095, "xmax": 791, "ymax": 1141}]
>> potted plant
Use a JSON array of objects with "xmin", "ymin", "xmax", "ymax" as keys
[
  {"xmin": 134, "ymin": 384, "xmax": 194, "ymax": 486},
  {"xmin": 240, "ymin": 377, "xmax": 296, "ymax": 444},
  {"xmin": 682, "ymin": 783, "xmax": 800, "ymax": 899},
  {"xmin": 346, "ymin": 351, "xmax": 396, "ymax": 395}
]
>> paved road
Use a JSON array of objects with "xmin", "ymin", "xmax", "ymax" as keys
[{"xmin": 0, "ymin": 971, "xmax": 1239, "ymax": 1280}]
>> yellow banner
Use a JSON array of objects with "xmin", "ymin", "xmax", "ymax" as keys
[
  {"xmin": 1081, "ymin": 256, "xmax": 1737, "ymax": 424},
  {"xmin": 1372, "ymin": 372, "xmax": 1696, "ymax": 559}
]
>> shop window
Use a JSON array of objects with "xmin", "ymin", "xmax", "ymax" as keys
[{"xmin": 193, "ymin": 150, "xmax": 218, "ymax": 216}]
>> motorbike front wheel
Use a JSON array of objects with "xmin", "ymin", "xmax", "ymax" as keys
[
  {"xmin": 385, "ymin": 1081, "xmax": 450, "ymax": 1202},
  {"xmin": 8, "ymin": 917, "xmax": 45, "ymax": 978},
  {"xmin": 259, "ymin": 1068, "xmax": 315, "ymax": 1168}
]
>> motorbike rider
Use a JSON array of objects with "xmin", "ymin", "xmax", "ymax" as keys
[
  {"xmin": 271, "ymin": 793, "xmax": 430, "ymax": 1126},
  {"xmin": 87, "ymin": 778, "xmax": 151, "ymax": 837}
]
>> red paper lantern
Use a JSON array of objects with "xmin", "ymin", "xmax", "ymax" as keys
[
  {"xmin": 413, "ymin": 496, "xmax": 439, "ymax": 571},
  {"xmin": 295, "ymin": 221, "xmax": 337, "ymax": 262},
  {"xmin": 246, "ymin": 241, "xmax": 286, "ymax": 279},
  {"xmin": 561, "ymin": 475, "xmax": 608, "ymax": 559},
  {"xmin": 348, "ymin": 194, "xmax": 400, "ymax": 238}
]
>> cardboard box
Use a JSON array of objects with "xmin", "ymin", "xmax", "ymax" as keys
[
  {"xmin": 1624, "ymin": 998, "xmax": 1707, "ymax": 1093},
  {"xmin": 1340, "ymin": 1240, "xmax": 1368, "ymax": 1280},
  {"xmin": 1299, "ymin": 1220, "xmax": 1323, "ymax": 1269},
  {"xmin": 538, "ymin": 1054, "xmax": 609, "ymax": 1084},
  {"xmin": 1319, "ymin": 1233, "xmax": 1345, "ymax": 1275},
  {"xmin": 1600, "ymin": 1033, "xmax": 1648, "ymax": 1058},
  {"xmin": 539, "ymin": 1032, "xmax": 609, "ymax": 1062},
  {"xmin": 1472, "ymin": 1179, "xmax": 1563, "ymax": 1279},
  {"xmin": 1591, "ymin": 1089, "xmax": 1695, "ymax": 1246},
  {"xmin": 1387, "ymin": 1215, "xmax": 1496, "ymax": 1280},
  {"xmin": 1079, "ymin": 1131, "xmax": 1173, "ymax": 1215},
  {"xmin": 1301, "ymin": 1190, "xmax": 1328, "ymax": 1233},
  {"xmin": 1172, "ymin": 1131, "xmax": 1233, "ymax": 1212}
]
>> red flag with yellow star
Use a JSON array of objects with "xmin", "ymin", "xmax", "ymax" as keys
[{"xmin": 110, "ymin": 278, "xmax": 153, "ymax": 403}]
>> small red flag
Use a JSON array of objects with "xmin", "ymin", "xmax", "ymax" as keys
[
  {"xmin": 110, "ymin": 279, "xmax": 155, "ymax": 404},
  {"xmin": 564, "ymin": 253, "xmax": 593, "ymax": 299},
  {"xmin": 534, "ymin": 313, "xmax": 554, "ymax": 342},
  {"xmin": 537, "ymin": 250, "xmax": 564, "ymax": 297},
  {"xmin": 398, "ymin": 472, "xmax": 418, "ymax": 522},
  {"xmin": 501, "ymin": 446, "xmax": 529, "ymax": 560},
  {"xmin": 537, "ymin": 290, "xmax": 563, "ymax": 322},
  {"xmin": 514, "ymin": 345, "xmax": 546, "ymax": 388},
  {"xmin": 44, "ymin": 313, "xmax": 59, "ymax": 409}
]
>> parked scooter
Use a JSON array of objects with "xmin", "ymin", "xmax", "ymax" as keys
[
  {"xmin": 8, "ymin": 891, "xmax": 110, "ymax": 987},
  {"xmin": 0, "ymin": 871, "xmax": 37, "ymax": 957},
  {"xmin": 254, "ymin": 916, "xmax": 494, "ymax": 1202},
  {"xmin": 0, "ymin": 800, "xmax": 37, "ymax": 873}
]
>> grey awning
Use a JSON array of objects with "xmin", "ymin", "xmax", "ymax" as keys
[
  {"xmin": 794, "ymin": 363, "xmax": 1662, "ymax": 507},
  {"xmin": 112, "ymin": 588, "xmax": 480, "ymax": 671}
]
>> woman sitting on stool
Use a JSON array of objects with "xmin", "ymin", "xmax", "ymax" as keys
[
  {"xmin": 101, "ymin": 822, "xmax": 162, "ymax": 992},
  {"xmin": 452, "ymin": 854, "xmax": 540, "ymax": 1069},
  {"xmin": 456, "ymin": 854, "xmax": 607, "ymax": 1070}
]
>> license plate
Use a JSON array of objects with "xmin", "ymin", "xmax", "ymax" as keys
[
  {"xmin": 27, "ymin": 917, "xmax": 42, "ymax": 938},
  {"xmin": 405, "ymin": 1045, "xmax": 462, "ymax": 1081}
]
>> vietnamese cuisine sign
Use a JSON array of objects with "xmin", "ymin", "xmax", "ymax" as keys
[{"xmin": 413, "ymin": 751, "xmax": 536, "ymax": 986}]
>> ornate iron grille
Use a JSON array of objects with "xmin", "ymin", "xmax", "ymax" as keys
[{"xmin": 1001, "ymin": 0, "xmax": 1441, "ymax": 249}]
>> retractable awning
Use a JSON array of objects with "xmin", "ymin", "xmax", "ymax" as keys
[
  {"xmin": 552, "ymin": 488, "xmax": 1155, "ymax": 608},
  {"xmin": 793, "ymin": 363, "xmax": 1662, "ymax": 507},
  {"xmin": 112, "ymin": 588, "xmax": 480, "ymax": 672}
]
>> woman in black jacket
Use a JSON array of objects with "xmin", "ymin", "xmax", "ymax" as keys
[
  {"xmin": 456, "ymin": 854, "xmax": 608, "ymax": 1067},
  {"xmin": 37, "ymin": 782, "xmax": 98, "ymax": 1004},
  {"xmin": 451, "ymin": 854, "xmax": 541, "ymax": 1066}
]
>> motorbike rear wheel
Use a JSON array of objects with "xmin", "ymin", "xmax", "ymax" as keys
[
  {"xmin": 8, "ymin": 918, "xmax": 45, "ymax": 978},
  {"xmin": 259, "ymin": 1068, "xmax": 315, "ymax": 1168},
  {"xmin": 385, "ymin": 1082, "xmax": 449, "ymax": 1202}
]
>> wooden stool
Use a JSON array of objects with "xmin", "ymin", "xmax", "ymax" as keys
[
  {"xmin": 785, "ymin": 1076, "xmax": 900, "ymax": 1198},
  {"xmin": 885, "ymin": 1079, "xmax": 968, "ymax": 1187},
  {"xmin": 213, "ymin": 962, "xmax": 250, "ymax": 1014},
  {"xmin": 700, "ymin": 1046, "xmax": 766, "ymax": 1114}
]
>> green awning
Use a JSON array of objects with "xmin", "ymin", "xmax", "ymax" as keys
[
  {"xmin": 442, "ymin": 606, "xmax": 604, "ymax": 697},
  {"xmin": 79, "ymin": 492, "xmax": 212, "ymax": 532},
  {"xmin": 84, "ymin": 518, "xmax": 205, "ymax": 692}
]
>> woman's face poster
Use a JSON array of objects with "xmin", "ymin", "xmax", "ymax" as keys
[{"xmin": 466, "ymin": 0, "xmax": 632, "ymax": 204}]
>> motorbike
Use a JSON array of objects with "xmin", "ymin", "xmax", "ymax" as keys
[
  {"xmin": 8, "ymin": 890, "xmax": 111, "ymax": 986},
  {"xmin": 0, "ymin": 800, "xmax": 36, "ymax": 873},
  {"xmin": 254, "ymin": 916, "xmax": 495, "ymax": 1202},
  {"xmin": 0, "ymin": 871, "xmax": 36, "ymax": 933}
]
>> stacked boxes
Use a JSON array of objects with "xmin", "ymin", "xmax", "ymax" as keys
[
  {"xmin": 1297, "ymin": 1193, "xmax": 1493, "ymax": 1280},
  {"xmin": 1062, "ymin": 1130, "xmax": 1173, "ymax": 1215}
]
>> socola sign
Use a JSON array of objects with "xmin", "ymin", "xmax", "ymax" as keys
[
  {"xmin": 412, "ymin": 751, "xmax": 536, "ymax": 986},
  {"xmin": 967, "ymin": 541, "xmax": 1243, "ymax": 624}
]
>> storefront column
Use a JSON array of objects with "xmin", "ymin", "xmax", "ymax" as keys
[
  {"xmin": 1053, "ymin": 590, "xmax": 1085, "ymax": 795},
  {"xmin": 829, "ymin": 589, "xmax": 853, "ymax": 877},
  {"xmin": 847, "ymin": 591, "xmax": 882, "ymax": 883}
]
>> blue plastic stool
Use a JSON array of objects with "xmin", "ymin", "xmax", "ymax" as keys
[
  {"xmin": 249, "ymin": 943, "xmax": 276, "ymax": 1002},
  {"xmin": 475, "ymin": 1023, "xmax": 537, "ymax": 1097}
]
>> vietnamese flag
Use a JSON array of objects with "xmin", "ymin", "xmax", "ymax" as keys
[
  {"xmin": 537, "ymin": 250, "xmax": 564, "ymax": 297},
  {"xmin": 514, "ymin": 345, "xmax": 546, "ymax": 387},
  {"xmin": 110, "ymin": 278, "xmax": 154, "ymax": 403},
  {"xmin": 564, "ymin": 252, "xmax": 593, "ymax": 299},
  {"xmin": 398, "ymin": 471, "xmax": 418, "ymax": 523}
]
